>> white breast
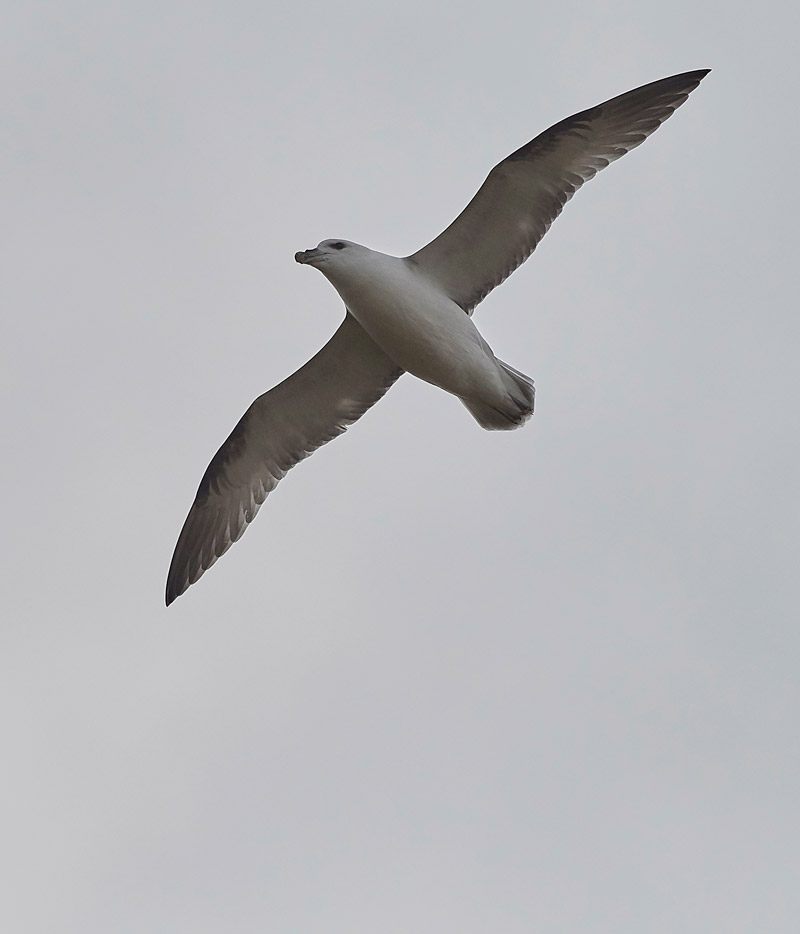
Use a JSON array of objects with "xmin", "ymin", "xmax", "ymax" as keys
[{"xmin": 323, "ymin": 250, "xmax": 506, "ymax": 400}]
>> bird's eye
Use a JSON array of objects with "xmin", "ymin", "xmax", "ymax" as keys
[{"xmin": 330, "ymin": 242, "xmax": 346, "ymax": 250}]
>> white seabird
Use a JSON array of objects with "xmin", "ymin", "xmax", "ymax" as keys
[{"xmin": 166, "ymin": 69, "xmax": 709, "ymax": 605}]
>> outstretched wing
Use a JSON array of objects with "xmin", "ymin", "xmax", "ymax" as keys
[
  {"xmin": 409, "ymin": 70, "xmax": 709, "ymax": 313},
  {"xmin": 166, "ymin": 313, "xmax": 403, "ymax": 605}
]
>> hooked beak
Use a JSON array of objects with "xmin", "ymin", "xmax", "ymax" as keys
[{"xmin": 295, "ymin": 248, "xmax": 323, "ymax": 265}]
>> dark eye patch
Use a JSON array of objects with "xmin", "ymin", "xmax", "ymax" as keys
[{"xmin": 330, "ymin": 242, "xmax": 346, "ymax": 250}]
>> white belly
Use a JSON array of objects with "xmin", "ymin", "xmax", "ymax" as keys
[{"xmin": 328, "ymin": 256, "xmax": 506, "ymax": 402}]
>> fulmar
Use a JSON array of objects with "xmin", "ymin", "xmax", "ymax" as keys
[{"xmin": 166, "ymin": 69, "xmax": 709, "ymax": 605}]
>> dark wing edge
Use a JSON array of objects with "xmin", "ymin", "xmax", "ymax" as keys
[
  {"xmin": 408, "ymin": 69, "xmax": 710, "ymax": 313},
  {"xmin": 165, "ymin": 313, "xmax": 403, "ymax": 605}
]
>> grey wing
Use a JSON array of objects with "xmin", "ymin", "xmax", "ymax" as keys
[
  {"xmin": 166, "ymin": 313, "xmax": 403, "ymax": 605},
  {"xmin": 408, "ymin": 70, "xmax": 709, "ymax": 313}
]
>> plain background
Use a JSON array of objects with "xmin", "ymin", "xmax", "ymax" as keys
[{"xmin": 3, "ymin": 1, "xmax": 798, "ymax": 931}]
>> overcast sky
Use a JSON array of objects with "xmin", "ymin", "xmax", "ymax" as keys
[{"xmin": 3, "ymin": 1, "xmax": 799, "ymax": 931}]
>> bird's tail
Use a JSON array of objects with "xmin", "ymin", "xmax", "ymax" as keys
[{"xmin": 461, "ymin": 360, "xmax": 535, "ymax": 430}]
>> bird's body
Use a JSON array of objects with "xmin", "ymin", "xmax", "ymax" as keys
[
  {"xmin": 166, "ymin": 69, "xmax": 710, "ymax": 604},
  {"xmin": 297, "ymin": 243, "xmax": 534, "ymax": 425}
]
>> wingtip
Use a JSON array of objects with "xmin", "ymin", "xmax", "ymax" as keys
[
  {"xmin": 165, "ymin": 575, "xmax": 184, "ymax": 607},
  {"xmin": 654, "ymin": 68, "xmax": 710, "ymax": 89},
  {"xmin": 683, "ymin": 68, "xmax": 711, "ymax": 85}
]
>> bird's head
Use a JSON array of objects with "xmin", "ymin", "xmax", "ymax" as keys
[{"xmin": 294, "ymin": 239, "xmax": 369, "ymax": 274}]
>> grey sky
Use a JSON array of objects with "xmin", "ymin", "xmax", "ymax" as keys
[{"xmin": 3, "ymin": 1, "xmax": 798, "ymax": 931}]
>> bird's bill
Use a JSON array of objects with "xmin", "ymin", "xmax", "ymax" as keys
[{"xmin": 295, "ymin": 248, "xmax": 324, "ymax": 265}]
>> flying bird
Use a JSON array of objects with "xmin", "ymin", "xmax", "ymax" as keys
[{"xmin": 166, "ymin": 69, "xmax": 709, "ymax": 605}]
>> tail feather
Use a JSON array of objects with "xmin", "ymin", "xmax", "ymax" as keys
[{"xmin": 461, "ymin": 359, "xmax": 535, "ymax": 430}]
